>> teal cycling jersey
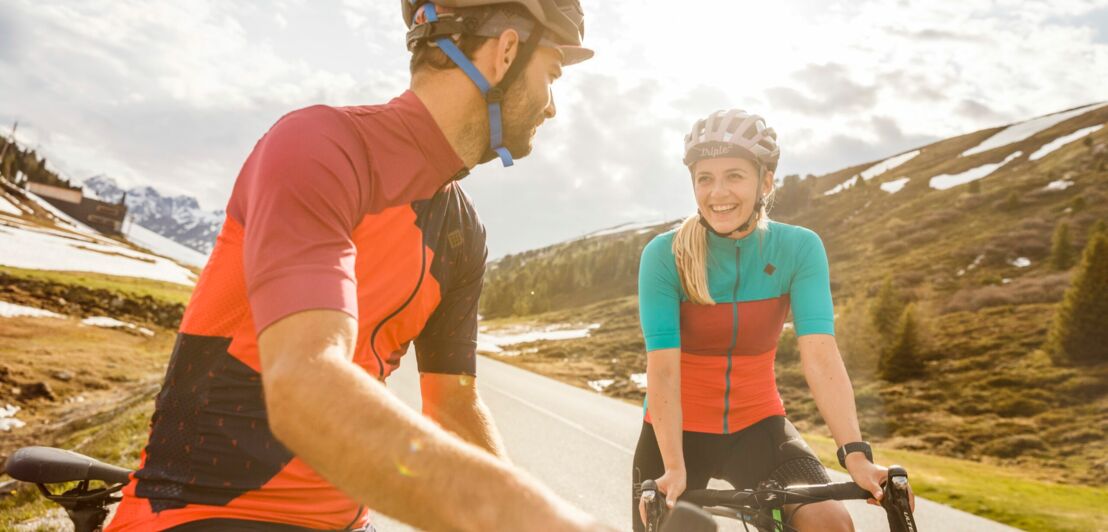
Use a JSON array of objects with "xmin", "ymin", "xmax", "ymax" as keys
[{"xmin": 637, "ymin": 221, "xmax": 835, "ymax": 433}]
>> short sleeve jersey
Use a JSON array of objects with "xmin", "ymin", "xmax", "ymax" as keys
[
  {"xmin": 637, "ymin": 221, "xmax": 834, "ymax": 434},
  {"xmin": 109, "ymin": 92, "xmax": 485, "ymax": 531}
]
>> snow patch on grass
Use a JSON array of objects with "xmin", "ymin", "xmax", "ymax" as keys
[
  {"xmin": 81, "ymin": 316, "xmax": 155, "ymax": 336},
  {"xmin": 477, "ymin": 323, "xmax": 600, "ymax": 353},
  {"xmin": 1043, "ymin": 180, "xmax": 1075, "ymax": 191},
  {"xmin": 826, "ymin": 150, "xmax": 921, "ymax": 196},
  {"xmin": 930, "ymin": 151, "xmax": 1022, "ymax": 191},
  {"xmin": 0, "ymin": 301, "xmax": 64, "ymax": 319},
  {"xmin": 1, "ymin": 404, "xmax": 26, "ymax": 432},
  {"xmin": 0, "ymin": 218, "xmax": 197, "ymax": 285},
  {"xmin": 962, "ymin": 103, "xmax": 1108, "ymax": 157},
  {"xmin": 587, "ymin": 379, "xmax": 615, "ymax": 392},
  {"xmin": 880, "ymin": 177, "xmax": 911, "ymax": 194},
  {"xmin": 1029, "ymin": 125, "xmax": 1104, "ymax": 161},
  {"xmin": 126, "ymin": 223, "xmax": 209, "ymax": 268}
]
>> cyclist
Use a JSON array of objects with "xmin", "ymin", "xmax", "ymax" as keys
[
  {"xmin": 108, "ymin": 1, "xmax": 604, "ymax": 530},
  {"xmin": 633, "ymin": 110, "xmax": 914, "ymax": 531}
]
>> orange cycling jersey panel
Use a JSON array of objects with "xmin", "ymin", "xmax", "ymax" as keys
[{"xmin": 109, "ymin": 91, "xmax": 485, "ymax": 530}]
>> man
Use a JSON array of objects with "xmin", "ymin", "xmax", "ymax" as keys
[{"xmin": 109, "ymin": 1, "xmax": 605, "ymax": 530}]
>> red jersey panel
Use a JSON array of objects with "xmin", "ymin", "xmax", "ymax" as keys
[{"xmin": 109, "ymin": 92, "xmax": 485, "ymax": 530}]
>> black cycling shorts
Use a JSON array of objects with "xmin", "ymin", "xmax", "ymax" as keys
[{"xmin": 631, "ymin": 416, "xmax": 831, "ymax": 532}]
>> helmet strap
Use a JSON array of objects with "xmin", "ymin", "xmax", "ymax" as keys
[{"xmin": 409, "ymin": 2, "xmax": 545, "ymax": 167}]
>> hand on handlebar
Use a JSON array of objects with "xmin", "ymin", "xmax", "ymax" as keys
[
  {"xmin": 845, "ymin": 455, "xmax": 915, "ymax": 512},
  {"xmin": 638, "ymin": 467, "xmax": 687, "ymax": 526}
]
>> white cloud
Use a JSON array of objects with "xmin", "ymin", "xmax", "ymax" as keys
[{"xmin": 2, "ymin": 0, "xmax": 1106, "ymax": 257}]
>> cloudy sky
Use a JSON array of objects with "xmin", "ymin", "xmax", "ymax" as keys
[{"xmin": 3, "ymin": 0, "xmax": 1107, "ymax": 257}]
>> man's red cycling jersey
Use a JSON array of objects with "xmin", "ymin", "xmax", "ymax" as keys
[{"xmin": 109, "ymin": 91, "xmax": 484, "ymax": 530}]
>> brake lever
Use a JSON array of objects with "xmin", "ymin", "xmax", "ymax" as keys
[
  {"xmin": 640, "ymin": 479, "xmax": 663, "ymax": 532},
  {"xmin": 882, "ymin": 465, "xmax": 918, "ymax": 532}
]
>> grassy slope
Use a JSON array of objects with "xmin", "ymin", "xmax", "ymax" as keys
[{"xmin": 0, "ymin": 265, "xmax": 194, "ymax": 306}]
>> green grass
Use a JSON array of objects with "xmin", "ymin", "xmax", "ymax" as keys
[
  {"xmin": 0, "ymin": 264, "xmax": 193, "ymax": 306},
  {"xmin": 805, "ymin": 434, "xmax": 1106, "ymax": 532}
]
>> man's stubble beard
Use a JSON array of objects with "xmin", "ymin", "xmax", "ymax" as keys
[{"xmin": 500, "ymin": 77, "xmax": 546, "ymax": 159}]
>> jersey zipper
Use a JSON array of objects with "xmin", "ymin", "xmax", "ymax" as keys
[
  {"xmin": 723, "ymin": 245, "xmax": 741, "ymax": 433},
  {"xmin": 369, "ymin": 231, "xmax": 428, "ymax": 379}
]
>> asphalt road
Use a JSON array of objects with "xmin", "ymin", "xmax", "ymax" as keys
[{"xmin": 377, "ymin": 354, "xmax": 1019, "ymax": 531}]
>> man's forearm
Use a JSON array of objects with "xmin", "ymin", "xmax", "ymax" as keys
[
  {"xmin": 265, "ymin": 351, "xmax": 587, "ymax": 531},
  {"xmin": 424, "ymin": 387, "xmax": 509, "ymax": 460}
]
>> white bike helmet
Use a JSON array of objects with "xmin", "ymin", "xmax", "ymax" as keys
[{"xmin": 683, "ymin": 109, "xmax": 780, "ymax": 172}]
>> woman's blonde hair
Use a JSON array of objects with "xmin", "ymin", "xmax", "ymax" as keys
[{"xmin": 672, "ymin": 191, "xmax": 772, "ymax": 306}]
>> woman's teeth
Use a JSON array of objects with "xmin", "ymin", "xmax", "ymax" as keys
[{"xmin": 711, "ymin": 204, "xmax": 738, "ymax": 213}]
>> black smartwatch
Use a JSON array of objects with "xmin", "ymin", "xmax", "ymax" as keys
[{"xmin": 836, "ymin": 441, "xmax": 873, "ymax": 468}]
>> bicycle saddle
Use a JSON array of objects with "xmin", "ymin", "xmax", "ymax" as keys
[{"xmin": 4, "ymin": 446, "xmax": 132, "ymax": 485}]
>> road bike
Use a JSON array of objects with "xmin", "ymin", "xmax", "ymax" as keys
[{"xmin": 639, "ymin": 465, "xmax": 918, "ymax": 532}]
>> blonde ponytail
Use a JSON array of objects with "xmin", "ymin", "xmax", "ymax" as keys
[{"xmin": 673, "ymin": 215, "xmax": 715, "ymax": 305}]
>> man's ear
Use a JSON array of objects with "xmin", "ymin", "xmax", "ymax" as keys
[{"xmin": 491, "ymin": 28, "xmax": 521, "ymax": 83}]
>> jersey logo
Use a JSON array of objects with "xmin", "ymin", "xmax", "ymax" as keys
[
  {"xmin": 448, "ymin": 230, "xmax": 464, "ymax": 249},
  {"xmin": 764, "ymin": 263, "xmax": 776, "ymax": 275}
]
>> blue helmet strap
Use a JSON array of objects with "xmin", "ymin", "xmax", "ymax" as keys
[{"xmin": 413, "ymin": 2, "xmax": 545, "ymax": 167}]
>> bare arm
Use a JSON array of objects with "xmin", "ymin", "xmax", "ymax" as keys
[
  {"xmin": 799, "ymin": 333, "xmax": 889, "ymax": 501},
  {"xmin": 797, "ymin": 334, "xmax": 862, "ymax": 446},
  {"xmin": 420, "ymin": 372, "xmax": 509, "ymax": 460},
  {"xmin": 259, "ymin": 310, "xmax": 596, "ymax": 532},
  {"xmin": 644, "ymin": 348, "xmax": 686, "ymax": 507},
  {"xmin": 646, "ymin": 348, "xmax": 683, "ymax": 470}
]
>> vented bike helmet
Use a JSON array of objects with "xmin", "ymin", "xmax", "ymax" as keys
[
  {"xmin": 683, "ymin": 109, "xmax": 780, "ymax": 172},
  {"xmin": 403, "ymin": 0, "xmax": 592, "ymax": 167}
]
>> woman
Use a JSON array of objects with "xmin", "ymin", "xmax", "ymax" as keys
[{"xmin": 633, "ymin": 110, "xmax": 909, "ymax": 531}]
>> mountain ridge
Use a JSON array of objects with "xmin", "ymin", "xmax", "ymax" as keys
[{"xmin": 82, "ymin": 175, "xmax": 222, "ymax": 254}]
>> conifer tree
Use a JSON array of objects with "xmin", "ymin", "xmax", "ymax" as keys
[
  {"xmin": 1050, "ymin": 221, "xmax": 1073, "ymax": 270},
  {"xmin": 869, "ymin": 276, "xmax": 903, "ymax": 343},
  {"xmin": 1048, "ymin": 233, "xmax": 1108, "ymax": 365},
  {"xmin": 968, "ymin": 179, "xmax": 980, "ymax": 194},
  {"xmin": 879, "ymin": 304, "xmax": 925, "ymax": 382}
]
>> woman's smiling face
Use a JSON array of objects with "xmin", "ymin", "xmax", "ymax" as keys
[{"xmin": 691, "ymin": 156, "xmax": 773, "ymax": 237}]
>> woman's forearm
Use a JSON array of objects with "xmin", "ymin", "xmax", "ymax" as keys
[
  {"xmin": 798, "ymin": 334, "xmax": 863, "ymax": 446},
  {"xmin": 646, "ymin": 349, "xmax": 685, "ymax": 471}
]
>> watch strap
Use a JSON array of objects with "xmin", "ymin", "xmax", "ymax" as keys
[{"xmin": 837, "ymin": 441, "xmax": 873, "ymax": 468}]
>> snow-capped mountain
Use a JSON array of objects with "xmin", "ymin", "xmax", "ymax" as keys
[{"xmin": 83, "ymin": 175, "xmax": 223, "ymax": 254}]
